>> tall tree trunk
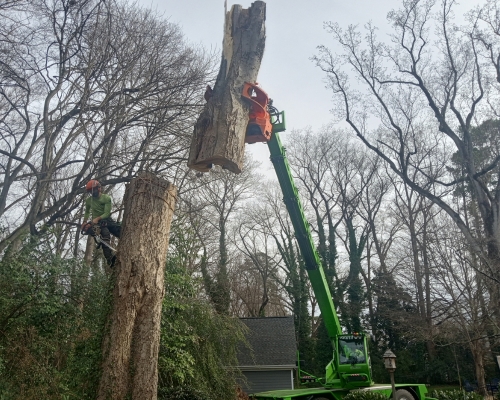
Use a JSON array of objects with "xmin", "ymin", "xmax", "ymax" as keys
[
  {"xmin": 346, "ymin": 217, "xmax": 365, "ymax": 333},
  {"xmin": 188, "ymin": 1, "xmax": 266, "ymax": 173},
  {"xmin": 215, "ymin": 214, "xmax": 231, "ymax": 314},
  {"xmin": 422, "ymin": 213, "xmax": 436, "ymax": 359},
  {"xmin": 97, "ymin": 172, "xmax": 177, "ymax": 400},
  {"xmin": 365, "ymin": 238, "xmax": 377, "ymax": 343},
  {"xmin": 470, "ymin": 338, "xmax": 488, "ymax": 396}
]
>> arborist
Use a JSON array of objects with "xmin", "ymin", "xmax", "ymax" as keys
[{"xmin": 81, "ymin": 179, "xmax": 121, "ymax": 267}]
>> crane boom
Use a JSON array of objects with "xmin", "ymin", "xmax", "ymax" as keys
[
  {"xmin": 267, "ymin": 120, "xmax": 342, "ymax": 341},
  {"xmin": 223, "ymin": 81, "xmax": 430, "ymax": 399}
]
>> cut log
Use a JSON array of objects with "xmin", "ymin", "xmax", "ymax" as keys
[
  {"xmin": 97, "ymin": 172, "xmax": 177, "ymax": 400},
  {"xmin": 187, "ymin": 1, "xmax": 266, "ymax": 174}
]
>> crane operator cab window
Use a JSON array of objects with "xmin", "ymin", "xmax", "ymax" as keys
[{"xmin": 338, "ymin": 335, "xmax": 366, "ymax": 364}]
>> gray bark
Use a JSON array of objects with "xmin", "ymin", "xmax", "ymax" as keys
[
  {"xmin": 97, "ymin": 172, "xmax": 177, "ymax": 400},
  {"xmin": 188, "ymin": 1, "xmax": 266, "ymax": 174}
]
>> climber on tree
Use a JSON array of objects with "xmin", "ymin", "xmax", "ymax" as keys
[{"xmin": 81, "ymin": 179, "xmax": 121, "ymax": 267}]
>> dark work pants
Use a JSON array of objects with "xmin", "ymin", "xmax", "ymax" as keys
[{"xmin": 98, "ymin": 218, "xmax": 121, "ymax": 264}]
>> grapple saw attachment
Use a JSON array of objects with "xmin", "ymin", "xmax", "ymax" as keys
[{"xmin": 241, "ymin": 82, "xmax": 273, "ymax": 144}]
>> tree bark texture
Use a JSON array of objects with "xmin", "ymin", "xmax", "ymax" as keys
[
  {"xmin": 187, "ymin": 1, "xmax": 266, "ymax": 174},
  {"xmin": 97, "ymin": 172, "xmax": 177, "ymax": 400}
]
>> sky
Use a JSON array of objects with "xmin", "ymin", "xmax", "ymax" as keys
[
  {"xmin": 137, "ymin": 0, "xmax": 471, "ymax": 170},
  {"xmin": 140, "ymin": 0, "xmax": 410, "ymax": 120}
]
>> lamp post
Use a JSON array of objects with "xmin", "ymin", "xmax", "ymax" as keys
[{"xmin": 383, "ymin": 349, "xmax": 397, "ymax": 400}]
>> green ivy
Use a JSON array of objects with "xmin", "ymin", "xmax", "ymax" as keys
[
  {"xmin": 0, "ymin": 239, "xmax": 109, "ymax": 399},
  {"xmin": 157, "ymin": 256, "xmax": 246, "ymax": 400}
]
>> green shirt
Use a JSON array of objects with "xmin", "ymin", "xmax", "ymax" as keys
[{"xmin": 84, "ymin": 193, "xmax": 112, "ymax": 220}]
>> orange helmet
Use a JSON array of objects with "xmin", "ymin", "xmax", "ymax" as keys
[{"xmin": 86, "ymin": 179, "xmax": 101, "ymax": 192}]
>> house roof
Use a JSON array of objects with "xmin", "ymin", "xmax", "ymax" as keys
[{"xmin": 238, "ymin": 316, "xmax": 297, "ymax": 368}]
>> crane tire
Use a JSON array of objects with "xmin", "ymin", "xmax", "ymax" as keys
[{"xmin": 395, "ymin": 389, "xmax": 415, "ymax": 400}]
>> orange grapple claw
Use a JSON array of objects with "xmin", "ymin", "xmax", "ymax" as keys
[{"xmin": 241, "ymin": 82, "xmax": 273, "ymax": 144}]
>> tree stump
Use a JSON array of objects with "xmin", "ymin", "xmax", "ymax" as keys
[
  {"xmin": 97, "ymin": 172, "xmax": 177, "ymax": 400},
  {"xmin": 187, "ymin": 1, "xmax": 266, "ymax": 174}
]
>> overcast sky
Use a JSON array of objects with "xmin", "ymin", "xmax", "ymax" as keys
[{"xmin": 137, "ymin": 0, "xmax": 471, "ymax": 169}]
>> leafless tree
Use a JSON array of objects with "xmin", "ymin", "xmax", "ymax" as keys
[
  {"xmin": 431, "ymin": 216, "xmax": 493, "ymax": 394},
  {"xmin": 390, "ymin": 173, "xmax": 444, "ymax": 358},
  {"xmin": 285, "ymin": 127, "xmax": 344, "ymax": 330},
  {"xmin": 231, "ymin": 200, "xmax": 287, "ymax": 317},
  {"xmin": 286, "ymin": 127, "xmax": 391, "ymax": 334},
  {"xmin": 252, "ymin": 184, "xmax": 314, "ymax": 358},
  {"xmin": 0, "ymin": 0, "xmax": 214, "ymax": 254},
  {"xmin": 193, "ymin": 160, "xmax": 257, "ymax": 314},
  {"xmin": 316, "ymin": 0, "xmax": 500, "ymax": 320}
]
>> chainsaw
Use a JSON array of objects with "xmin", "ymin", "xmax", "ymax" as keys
[{"xmin": 81, "ymin": 222, "xmax": 117, "ymax": 252}]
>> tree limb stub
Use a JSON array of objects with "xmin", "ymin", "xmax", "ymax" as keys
[{"xmin": 188, "ymin": 1, "xmax": 266, "ymax": 174}]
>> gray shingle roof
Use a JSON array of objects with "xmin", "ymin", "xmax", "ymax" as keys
[{"xmin": 238, "ymin": 317, "xmax": 297, "ymax": 367}]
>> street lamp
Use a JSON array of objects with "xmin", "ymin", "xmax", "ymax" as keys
[{"xmin": 383, "ymin": 349, "xmax": 397, "ymax": 400}]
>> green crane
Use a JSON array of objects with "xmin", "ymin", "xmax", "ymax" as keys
[
  {"xmin": 268, "ymin": 114, "xmax": 371, "ymax": 389},
  {"xmin": 241, "ymin": 83, "xmax": 431, "ymax": 400}
]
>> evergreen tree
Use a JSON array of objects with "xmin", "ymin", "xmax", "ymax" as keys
[{"xmin": 344, "ymin": 216, "xmax": 366, "ymax": 333}]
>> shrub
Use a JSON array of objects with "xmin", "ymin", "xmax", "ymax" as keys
[
  {"xmin": 158, "ymin": 386, "xmax": 213, "ymax": 400},
  {"xmin": 344, "ymin": 390, "xmax": 388, "ymax": 400},
  {"xmin": 0, "ymin": 240, "xmax": 109, "ymax": 399},
  {"xmin": 157, "ymin": 258, "xmax": 247, "ymax": 400},
  {"xmin": 431, "ymin": 390, "xmax": 483, "ymax": 400}
]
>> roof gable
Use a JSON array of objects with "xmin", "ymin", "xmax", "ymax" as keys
[{"xmin": 238, "ymin": 317, "xmax": 297, "ymax": 367}]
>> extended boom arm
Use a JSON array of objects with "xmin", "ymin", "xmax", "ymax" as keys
[
  {"xmin": 237, "ymin": 81, "xmax": 429, "ymax": 398},
  {"xmin": 267, "ymin": 118, "xmax": 342, "ymax": 342}
]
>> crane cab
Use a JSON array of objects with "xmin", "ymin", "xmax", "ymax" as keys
[{"xmin": 333, "ymin": 333, "xmax": 372, "ymax": 389}]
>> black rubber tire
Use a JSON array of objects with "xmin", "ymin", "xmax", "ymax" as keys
[{"xmin": 395, "ymin": 389, "xmax": 415, "ymax": 400}]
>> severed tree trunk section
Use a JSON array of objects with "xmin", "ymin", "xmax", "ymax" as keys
[
  {"xmin": 97, "ymin": 172, "xmax": 177, "ymax": 400},
  {"xmin": 188, "ymin": 1, "xmax": 266, "ymax": 174}
]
